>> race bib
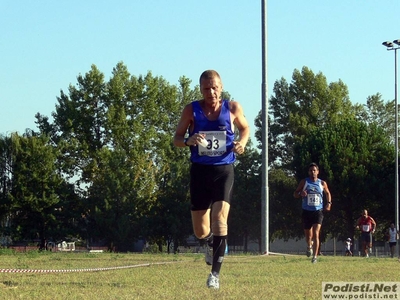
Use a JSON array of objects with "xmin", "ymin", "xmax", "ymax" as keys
[
  {"xmin": 362, "ymin": 225, "xmax": 370, "ymax": 232},
  {"xmin": 198, "ymin": 130, "xmax": 227, "ymax": 157},
  {"xmin": 307, "ymin": 194, "xmax": 321, "ymax": 206}
]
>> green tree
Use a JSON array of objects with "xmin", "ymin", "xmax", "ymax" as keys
[
  {"xmin": 87, "ymin": 147, "xmax": 156, "ymax": 251},
  {"xmin": 354, "ymin": 93, "xmax": 396, "ymax": 142},
  {"xmin": 257, "ymin": 66, "xmax": 355, "ymax": 169},
  {"xmin": 268, "ymin": 168, "xmax": 301, "ymax": 241},
  {"xmin": 0, "ymin": 133, "xmax": 13, "ymax": 242},
  {"xmin": 9, "ymin": 133, "xmax": 65, "ymax": 243},
  {"xmin": 142, "ymin": 76, "xmax": 199, "ymax": 253},
  {"xmin": 35, "ymin": 63, "xmax": 203, "ymax": 250}
]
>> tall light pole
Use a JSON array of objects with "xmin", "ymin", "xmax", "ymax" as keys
[
  {"xmin": 382, "ymin": 39, "xmax": 400, "ymax": 257},
  {"xmin": 261, "ymin": 0, "xmax": 269, "ymax": 255}
]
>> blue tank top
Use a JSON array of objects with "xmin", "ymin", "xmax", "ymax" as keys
[
  {"xmin": 189, "ymin": 100, "xmax": 235, "ymax": 165},
  {"xmin": 302, "ymin": 178, "xmax": 324, "ymax": 211}
]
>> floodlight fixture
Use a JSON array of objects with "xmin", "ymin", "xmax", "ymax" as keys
[
  {"xmin": 383, "ymin": 41, "xmax": 394, "ymax": 48},
  {"xmin": 394, "ymin": 39, "xmax": 400, "ymax": 46}
]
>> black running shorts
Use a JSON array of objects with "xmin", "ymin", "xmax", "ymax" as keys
[
  {"xmin": 302, "ymin": 209, "xmax": 324, "ymax": 230},
  {"xmin": 190, "ymin": 163, "xmax": 234, "ymax": 211},
  {"xmin": 361, "ymin": 232, "xmax": 372, "ymax": 244}
]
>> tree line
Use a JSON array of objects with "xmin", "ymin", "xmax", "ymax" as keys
[{"xmin": 0, "ymin": 63, "xmax": 396, "ymax": 252}]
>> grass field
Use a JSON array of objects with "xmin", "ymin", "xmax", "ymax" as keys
[{"xmin": 0, "ymin": 250, "xmax": 399, "ymax": 299}]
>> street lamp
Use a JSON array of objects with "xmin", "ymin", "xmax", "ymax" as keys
[{"xmin": 382, "ymin": 39, "xmax": 400, "ymax": 257}]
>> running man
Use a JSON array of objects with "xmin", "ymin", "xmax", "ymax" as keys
[{"xmin": 293, "ymin": 162, "xmax": 332, "ymax": 263}]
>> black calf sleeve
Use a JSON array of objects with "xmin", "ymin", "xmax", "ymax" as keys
[{"xmin": 212, "ymin": 235, "xmax": 227, "ymax": 275}]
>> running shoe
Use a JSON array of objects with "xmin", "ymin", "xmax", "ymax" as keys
[
  {"xmin": 206, "ymin": 273, "xmax": 219, "ymax": 289},
  {"xmin": 306, "ymin": 247, "xmax": 313, "ymax": 258},
  {"xmin": 311, "ymin": 257, "xmax": 317, "ymax": 264}
]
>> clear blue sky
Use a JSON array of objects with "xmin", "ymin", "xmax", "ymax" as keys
[{"xmin": 1, "ymin": 1, "xmax": 400, "ymax": 138}]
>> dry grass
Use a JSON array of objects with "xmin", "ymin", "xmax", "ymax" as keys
[{"xmin": 0, "ymin": 250, "xmax": 398, "ymax": 299}]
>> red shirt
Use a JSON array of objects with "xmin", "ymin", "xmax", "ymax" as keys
[{"xmin": 358, "ymin": 216, "xmax": 374, "ymax": 233}]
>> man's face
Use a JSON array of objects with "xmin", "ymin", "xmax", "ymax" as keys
[
  {"xmin": 362, "ymin": 210, "xmax": 368, "ymax": 218},
  {"xmin": 308, "ymin": 166, "xmax": 319, "ymax": 179},
  {"xmin": 200, "ymin": 77, "xmax": 222, "ymax": 103}
]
